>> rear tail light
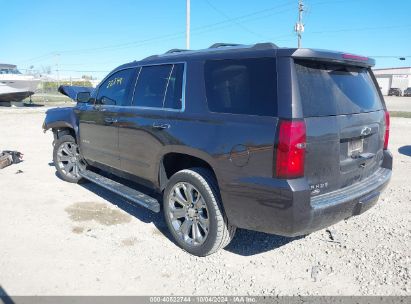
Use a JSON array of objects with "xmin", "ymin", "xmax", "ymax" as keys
[
  {"xmin": 384, "ymin": 110, "xmax": 390, "ymax": 150},
  {"xmin": 275, "ymin": 120, "xmax": 306, "ymax": 179}
]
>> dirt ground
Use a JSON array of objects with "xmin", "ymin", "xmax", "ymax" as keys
[{"xmin": 0, "ymin": 107, "xmax": 409, "ymax": 296}]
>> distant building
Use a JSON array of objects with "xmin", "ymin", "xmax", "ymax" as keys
[{"xmin": 373, "ymin": 67, "xmax": 411, "ymax": 95}]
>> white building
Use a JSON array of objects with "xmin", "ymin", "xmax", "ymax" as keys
[{"xmin": 373, "ymin": 67, "xmax": 411, "ymax": 95}]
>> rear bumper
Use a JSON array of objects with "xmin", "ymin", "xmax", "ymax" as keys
[{"xmin": 222, "ymin": 151, "xmax": 392, "ymax": 236}]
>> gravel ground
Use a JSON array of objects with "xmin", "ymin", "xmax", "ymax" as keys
[
  {"xmin": 384, "ymin": 96, "xmax": 411, "ymax": 112},
  {"xmin": 0, "ymin": 108, "xmax": 409, "ymax": 296}
]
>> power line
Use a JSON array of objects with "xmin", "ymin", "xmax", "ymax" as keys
[
  {"xmin": 370, "ymin": 56, "xmax": 411, "ymax": 58},
  {"xmin": 17, "ymin": 1, "xmax": 296, "ymax": 62},
  {"xmin": 203, "ymin": 0, "xmax": 265, "ymax": 38},
  {"xmin": 18, "ymin": 52, "xmax": 57, "ymax": 64},
  {"xmin": 15, "ymin": 0, "xmax": 410, "ymax": 69},
  {"xmin": 307, "ymin": 24, "xmax": 411, "ymax": 34}
]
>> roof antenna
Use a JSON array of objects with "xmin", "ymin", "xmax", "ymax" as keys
[{"xmin": 294, "ymin": 0, "xmax": 305, "ymax": 48}]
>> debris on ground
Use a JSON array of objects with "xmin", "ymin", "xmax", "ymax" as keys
[
  {"xmin": 0, "ymin": 150, "xmax": 23, "ymax": 169},
  {"xmin": 0, "ymin": 153, "xmax": 12, "ymax": 169},
  {"xmin": 325, "ymin": 228, "xmax": 341, "ymax": 243}
]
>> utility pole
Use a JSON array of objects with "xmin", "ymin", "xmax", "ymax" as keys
[
  {"xmin": 55, "ymin": 53, "xmax": 60, "ymax": 88},
  {"xmin": 294, "ymin": 0, "xmax": 304, "ymax": 48},
  {"xmin": 186, "ymin": 0, "xmax": 190, "ymax": 49}
]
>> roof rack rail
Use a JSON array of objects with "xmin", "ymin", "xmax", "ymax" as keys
[
  {"xmin": 252, "ymin": 42, "xmax": 279, "ymax": 50},
  {"xmin": 165, "ymin": 49, "xmax": 189, "ymax": 54},
  {"xmin": 142, "ymin": 54, "xmax": 159, "ymax": 61},
  {"xmin": 209, "ymin": 43, "xmax": 242, "ymax": 49}
]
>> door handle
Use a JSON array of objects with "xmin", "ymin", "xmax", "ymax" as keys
[
  {"xmin": 93, "ymin": 105, "xmax": 107, "ymax": 112},
  {"xmin": 104, "ymin": 117, "xmax": 118, "ymax": 124},
  {"xmin": 152, "ymin": 122, "xmax": 170, "ymax": 130}
]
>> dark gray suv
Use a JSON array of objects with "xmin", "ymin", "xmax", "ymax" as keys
[{"xmin": 43, "ymin": 43, "xmax": 392, "ymax": 256}]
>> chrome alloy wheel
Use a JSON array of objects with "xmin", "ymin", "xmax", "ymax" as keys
[
  {"xmin": 56, "ymin": 142, "xmax": 86, "ymax": 179},
  {"xmin": 168, "ymin": 182, "xmax": 210, "ymax": 246}
]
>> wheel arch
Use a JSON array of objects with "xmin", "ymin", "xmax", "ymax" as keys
[
  {"xmin": 45, "ymin": 121, "xmax": 78, "ymax": 144},
  {"xmin": 158, "ymin": 150, "xmax": 219, "ymax": 192}
]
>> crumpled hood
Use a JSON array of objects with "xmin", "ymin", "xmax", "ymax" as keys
[{"xmin": 58, "ymin": 85, "xmax": 94, "ymax": 101}]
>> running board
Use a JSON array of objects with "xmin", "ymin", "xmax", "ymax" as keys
[{"xmin": 79, "ymin": 170, "xmax": 160, "ymax": 213}]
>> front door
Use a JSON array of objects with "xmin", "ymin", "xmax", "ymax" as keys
[{"xmin": 78, "ymin": 68, "xmax": 136, "ymax": 170}]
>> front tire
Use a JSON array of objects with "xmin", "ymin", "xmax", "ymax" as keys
[
  {"xmin": 163, "ymin": 168, "xmax": 236, "ymax": 256},
  {"xmin": 53, "ymin": 134, "xmax": 86, "ymax": 183}
]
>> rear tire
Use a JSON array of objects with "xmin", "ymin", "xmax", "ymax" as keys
[
  {"xmin": 163, "ymin": 168, "xmax": 236, "ymax": 256},
  {"xmin": 53, "ymin": 134, "xmax": 86, "ymax": 183}
]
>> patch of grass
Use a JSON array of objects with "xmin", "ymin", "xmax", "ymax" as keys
[
  {"xmin": 389, "ymin": 111, "xmax": 411, "ymax": 118},
  {"xmin": 22, "ymin": 94, "xmax": 74, "ymax": 105}
]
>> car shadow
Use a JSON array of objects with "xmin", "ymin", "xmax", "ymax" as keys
[
  {"xmin": 78, "ymin": 181, "xmax": 172, "ymax": 239},
  {"xmin": 81, "ymin": 180, "xmax": 301, "ymax": 255},
  {"xmin": 54, "ymin": 165, "xmax": 301, "ymax": 256},
  {"xmin": 224, "ymin": 229, "xmax": 302, "ymax": 256},
  {"xmin": 398, "ymin": 145, "xmax": 411, "ymax": 156},
  {"xmin": 0, "ymin": 285, "xmax": 15, "ymax": 304}
]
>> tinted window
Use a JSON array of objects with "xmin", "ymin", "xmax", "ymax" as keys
[
  {"xmin": 295, "ymin": 60, "xmax": 383, "ymax": 117},
  {"xmin": 133, "ymin": 65, "xmax": 172, "ymax": 108},
  {"xmin": 97, "ymin": 68, "xmax": 135, "ymax": 106},
  {"xmin": 163, "ymin": 64, "xmax": 184, "ymax": 109},
  {"xmin": 204, "ymin": 58, "xmax": 277, "ymax": 116}
]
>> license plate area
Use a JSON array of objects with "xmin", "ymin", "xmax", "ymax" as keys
[{"xmin": 348, "ymin": 139, "xmax": 363, "ymax": 157}]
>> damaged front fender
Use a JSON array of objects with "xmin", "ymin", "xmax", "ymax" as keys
[{"xmin": 43, "ymin": 106, "xmax": 79, "ymax": 140}]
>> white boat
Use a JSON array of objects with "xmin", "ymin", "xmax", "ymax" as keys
[{"xmin": 0, "ymin": 64, "xmax": 40, "ymax": 106}]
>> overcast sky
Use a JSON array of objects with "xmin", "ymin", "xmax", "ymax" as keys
[{"xmin": 1, "ymin": 0, "xmax": 410, "ymax": 79}]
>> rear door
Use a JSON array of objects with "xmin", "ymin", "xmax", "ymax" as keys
[
  {"xmin": 294, "ymin": 60, "xmax": 386, "ymax": 195},
  {"xmin": 117, "ymin": 63, "xmax": 185, "ymax": 185},
  {"xmin": 79, "ymin": 68, "xmax": 136, "ymax": 169}
]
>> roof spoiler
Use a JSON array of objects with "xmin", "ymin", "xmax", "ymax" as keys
[{"xmin": 290, "ymin": 48, "xmax": 375, "ymax": 67}]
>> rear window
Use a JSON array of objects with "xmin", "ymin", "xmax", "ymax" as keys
[
  {"xmin": 204, "ymin": 58, "xmax": 277, "ymax": 116},
  {"xmin": 295, "ymin": 60, "xmax": 383, "ymax": 117}
]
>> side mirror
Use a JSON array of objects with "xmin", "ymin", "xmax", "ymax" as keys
[{"xmin": 76, "ymin": 92, "xmax": 91, "ymax": 103}]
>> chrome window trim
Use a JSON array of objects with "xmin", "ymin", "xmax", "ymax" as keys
[
  {"xmin": 163, "ymin": 65, "xmax": 175, "ymax": 108},
  {"xmin": 94, "ymin": 62, "xmax": 186, "ymax": 112},
  {"xmin": 130, "ymin": 62, "xmax": 186, "ymax": 112}
]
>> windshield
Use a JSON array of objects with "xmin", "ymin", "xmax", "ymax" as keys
[{"xmin": 295, "ymin": 60, "xmax": 383, "ymax": 117}]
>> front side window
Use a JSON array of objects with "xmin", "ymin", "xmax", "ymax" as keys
[
  {"xmin": 96, "ymin": 68, "xmax": 135, "ymax": 106},
  {"xmin": 204, "ymin": 58, "xmax": 277, "ymax": 116},
  {"xmin": 133, "ymin": 64, "xmax": 184, "ymax": 109}
]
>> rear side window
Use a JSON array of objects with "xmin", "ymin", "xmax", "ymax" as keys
[
  {"xmin": 133, "ymin": 65, "xmax": 172, "ymax": 108},
  {"xmin": 204, "ymin": 58, "xmax": 277, "ymax": 116},
  {"xmin": 295, "ymin": 60, "xmax": 383, "ymax": 117},
  {"xmin": 164, "ymin": 64, "xmax": 184, "ymax": 109},
  {"xmin": 133, "ymin": 63, "xmax": 184, "ymax": 109}
]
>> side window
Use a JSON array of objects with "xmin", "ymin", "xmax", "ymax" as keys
[
  {"xmin": 133, "ymin": 65, "xmax": 172, "ymax": 108},
  {"xmin": 204, "ymin": 58, "xmax": 277, "ymax": 116},
  {"xmin": 96, "ymin": 68, "xmax": 135, "ymax": 106},
  {"xmin": 164, "ymin": 64, "xmax": 184, "ymax": 109}
]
